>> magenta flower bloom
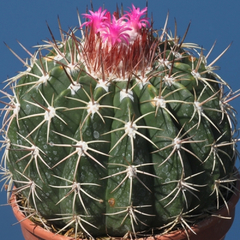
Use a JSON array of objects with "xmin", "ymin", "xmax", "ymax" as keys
[
  {"xmin": 81, "ymin": 7, "xmax": 108, "ymax": 33},
  {"xmin": 99, "ymin": 16, "xmax": 131, "ymax": 46},
  {"xmin": 124, "ymin": 4, "xmax": 150, "ymax": 31},
  {"xmin": 81, "ymin": 5, "xmax": 150, "ymax": 46}
]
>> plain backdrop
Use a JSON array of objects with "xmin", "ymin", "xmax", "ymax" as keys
[{"xmin": 0, "ymin": 1, "xmax": 239, "ymax": 239}]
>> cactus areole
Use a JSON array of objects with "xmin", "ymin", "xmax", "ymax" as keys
[{"xmin": 1, "ymin": 4, "xmax": 239, "ymax": 239}]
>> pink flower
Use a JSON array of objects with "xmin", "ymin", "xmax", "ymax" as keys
[
  {"xmin": 123, "ymin": 4, "xmax": 150, "ymax": 31},
  {"xmin": 99, "ymin": 16, "xmax": 131, "ymax": 46},
  {"xmin": 81, "ymin": 7, "xmax": 108, "ymax": 33},
  {"xmin": 81, "ymin": 5, "xmax": 150, "ymax": 46},
  {"xmin": 80, "ymin": 5, "xmax": 153, "ymax": 79}
]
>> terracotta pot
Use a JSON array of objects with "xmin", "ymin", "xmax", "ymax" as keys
[{"xmin": 11, "ymin": 173, "xmax": 240, "ymax": 240}]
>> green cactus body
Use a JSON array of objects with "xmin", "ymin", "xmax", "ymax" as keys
[{"xmin": 1, "ymin": 4, "xmax": 239, "ymax": 239}]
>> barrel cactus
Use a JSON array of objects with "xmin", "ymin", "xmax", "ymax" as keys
[{"xmin": 1, "ymin": 4, "xmax": 239, "ymax": 239}]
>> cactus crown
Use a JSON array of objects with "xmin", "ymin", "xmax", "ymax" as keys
[{"xmin": 0, "ymin": 4, "xmax": 239, "ymax": 239}]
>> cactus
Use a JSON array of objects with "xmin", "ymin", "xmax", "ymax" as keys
[{"xmin": 0, "ymin": 4, "xmax": 239, "ymax": 239}]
